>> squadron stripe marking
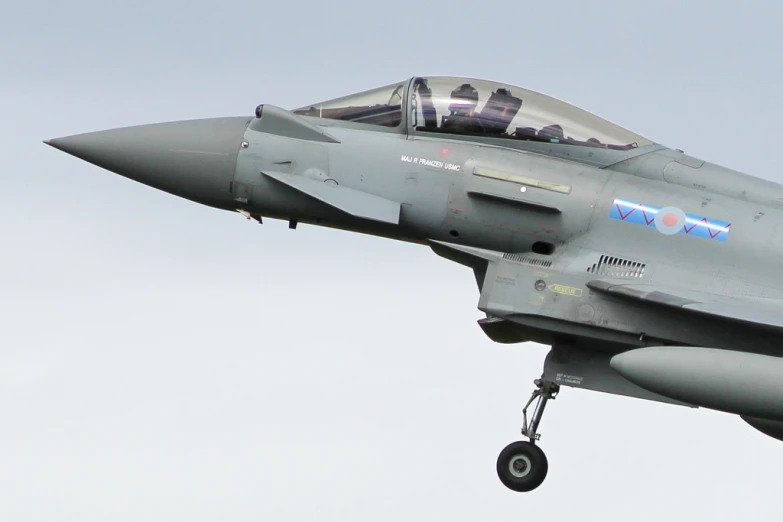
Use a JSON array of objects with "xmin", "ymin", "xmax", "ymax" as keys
[{"xmin": 609, "ymin": 198, "xmax": 731, "ymax": 241}]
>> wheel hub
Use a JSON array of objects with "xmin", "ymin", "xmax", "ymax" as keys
[{"xmin": 509, "ymin": 454, "xmax": 532, "ymax": 478}]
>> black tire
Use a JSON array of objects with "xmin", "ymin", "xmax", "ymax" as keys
[{"xmin": 496, "ymin": 441, "xmax": 548, "ymax": 492}]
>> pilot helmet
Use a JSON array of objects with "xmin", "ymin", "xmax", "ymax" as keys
[{"xmin": 449, "ymin": 84, "xmax": 479, "ymax": 115}]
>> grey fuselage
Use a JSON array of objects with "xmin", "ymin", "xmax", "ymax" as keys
[
  {"xmin": 46, "ymin": 105, "xmax": 783, "ymax": 357},
  {"xmin": 236, "ymin": 115, "xmax": 783, "ymax": 356}
]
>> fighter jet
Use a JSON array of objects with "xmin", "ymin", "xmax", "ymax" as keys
[{"xmin": 45, "ymin": 76, "xmax": 783, "ymax": 492}]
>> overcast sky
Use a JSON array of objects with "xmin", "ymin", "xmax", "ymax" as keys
[{"xmin": 2, "ymin": 1, "xmax": 783, "ymax": 520}]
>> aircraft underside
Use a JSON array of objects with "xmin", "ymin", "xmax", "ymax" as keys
[{"xmin": 431, "ymin": 239, "xmax": 783, "ymax": 491}]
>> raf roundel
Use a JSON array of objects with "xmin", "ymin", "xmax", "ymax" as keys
[{"xmin": 654, "ymin": 206, "xmax": 687, "ymax": 235}]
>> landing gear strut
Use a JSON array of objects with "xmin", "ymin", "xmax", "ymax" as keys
[{"xmin": 497, "ymin": 378, "xmax": 559, "ymax": 492}]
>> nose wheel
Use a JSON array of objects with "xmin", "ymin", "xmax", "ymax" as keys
[
  {"xmin": 497, "ymin": 379, "xmax": 559, "ymax": 492},
  {"xmin": 497, "ymin": 441, "xmax": 548, "ymax": 492}
]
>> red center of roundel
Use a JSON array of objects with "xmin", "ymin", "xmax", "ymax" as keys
[
  {"xmin": 662, "ymin": 212, "xmax": 679, "ymax": 227},
  {"xmin": 440, "ymin": 148, "xmax": 450, "ymax": 158}
]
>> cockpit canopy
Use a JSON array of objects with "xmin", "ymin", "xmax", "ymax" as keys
[
  {"xmin": 292, "ymin": 77, "xmax": 652, "ymax": 150},
  {"xmin": 293, "ymin": 81, "xmax": 406, "ymax": 128}
]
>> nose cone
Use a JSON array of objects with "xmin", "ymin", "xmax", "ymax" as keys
[{"xmin": 46, "ymin": 117, "xmax": 252, "ymax": 208}]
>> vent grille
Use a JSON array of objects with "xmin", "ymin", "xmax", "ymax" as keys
[
  {"xmin": 587, "ymin": 255, "xmax": 646, "ymax": 278},
  {"xmin": 503, "ymin": 253, "xmax": 553, "ymax": 268}
]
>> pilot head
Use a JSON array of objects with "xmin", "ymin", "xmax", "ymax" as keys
[{"xmin": 449, "ymin": 84, "xmax": 479, "ymax": 117}]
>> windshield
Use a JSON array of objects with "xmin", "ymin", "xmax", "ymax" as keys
[
  {"xmin": 411, "ymin": 77, "xmax": 652, "ymax": 149},
  {"xmin": 292, "ymin": 81, "xmax": 406, "ymax": 127}
]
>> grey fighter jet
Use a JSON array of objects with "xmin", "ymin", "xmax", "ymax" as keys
[{"xmin": 45, "ymin": 76, "xmax": 783, "ymax": 492}]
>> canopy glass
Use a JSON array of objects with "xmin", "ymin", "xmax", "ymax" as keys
[
  {"xmin": 411, "ymin": 77, "xmax": 652, "ymax": 149},
  {"xmin": 292, "ymin": 76, "xmax": 652, "ymax": 149}
]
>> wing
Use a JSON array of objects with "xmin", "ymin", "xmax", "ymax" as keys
[{"xmin": 587, "ymin": 280, "xmax": 783, "ymax": 332}]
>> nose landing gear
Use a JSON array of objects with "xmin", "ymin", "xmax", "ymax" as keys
[{"xmin": 496, "ymin": 379, "xmax": 559, "ymax": 492}]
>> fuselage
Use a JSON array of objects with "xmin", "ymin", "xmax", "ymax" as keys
[
  {"xmin": 46, "ymin": 75, "xmax": 783, "ymax": 355},
  {"xmin": 231, "ymin": 114, "xmax": 783, "ymax": 351}
]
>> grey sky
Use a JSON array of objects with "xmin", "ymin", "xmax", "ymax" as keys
[{"xmin": 2, "ymin": 1, "xmax": 782, "ymax": 520}]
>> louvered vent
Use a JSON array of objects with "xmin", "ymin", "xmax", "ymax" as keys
[
  {"xmin": 587, "ymin": 255, "xmax": 646, "ymax": 278},
  {"xmin": 503, "ymin": 253, "xmax": 553, "ymax": 268}
]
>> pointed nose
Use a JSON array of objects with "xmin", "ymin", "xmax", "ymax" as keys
[{"xmin": 46, "ymin": 116, "xmax": 252, "ymax": 208}]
